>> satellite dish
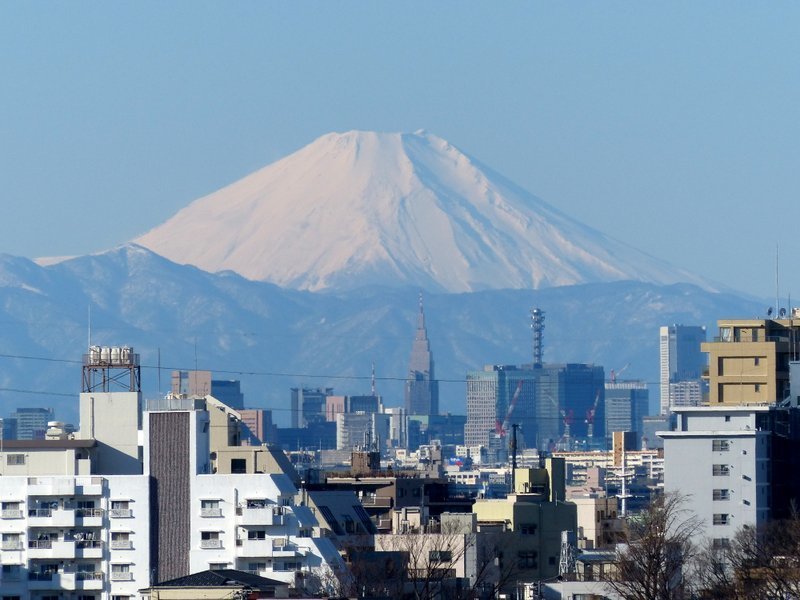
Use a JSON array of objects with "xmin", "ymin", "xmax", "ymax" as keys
[
  {"xmin": 767, "ymin": 307, "xmax": 774, "ymax": 317},
  {"xmin": 780, "ymin": 308, "xmax": 787, "ymax": 318}
]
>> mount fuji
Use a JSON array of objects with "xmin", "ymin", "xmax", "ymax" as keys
[{"xmin": 135, "ymin": 130, "xmax": 710, "ymax": 293}]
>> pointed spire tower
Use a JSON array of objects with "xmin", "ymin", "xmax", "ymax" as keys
[{"xmin": 404, "ymin": 292, "xmax": 439, "ymax": 416}]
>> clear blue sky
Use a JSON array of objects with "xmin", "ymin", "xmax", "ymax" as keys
[{"xmin": 2, "ymin": 3, "xmax": 798, "ymax": 301}]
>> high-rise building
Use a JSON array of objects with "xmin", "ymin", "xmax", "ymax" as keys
[
  {"xmin": 8, "ymin": 407, "xmax": 54, "ymax": 440},
  {"xmin": 404, "ymin": 295, "xmax": 439, "ymax": 416},
  {"xmin": 171, "ymin": 371, "xmax": 245, "ymax": 409},
  {"xmin": 465, "ymin": 363, "xmax": 604, "ymax": 451},
  {"xmin": 239, "ymin": 408, "xmax": 275, "ymax": 445},
  {"xmin": 290, "ymin": 387, "xmax": 334, "ymax": 428},
  {"xmin": 604, "ymin": 381, "xmax": 649, "ymax": 445},
  {"xmin": 659, "ymin": 324, "xmax": 707, "ymax": 414}
]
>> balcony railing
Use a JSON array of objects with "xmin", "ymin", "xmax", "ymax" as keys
[
  {"xmin": 28, "ymin": 540, "xmax": 53, "ymax": 549},
  {"xmin": 201, "ymin": 508, "xmax": 223, "ymax": 518},
  {"xmin": 76, "ymin": 571, "xmax": 104, "ymax": 581},
  {"xmin": 111, "ymin": 539, "xmax": 133, "ymax": 550},
  {"xmin": 29, "ymin": 572, "xmax": 55, "ymax": 581},
  {"xmin": 200, "ymin": 539, "xmax": 223, "ymax": 549},
  {"xmin": 28, "ymin": 508, "xmax": 53, "ymax": 518},
  {"xmin": 110, "ymin": 571, "xmax": 134, "ymax": 581},
  {"xmin": 76, "ymin": 540, "xmax": 103, "ymax": 549},
  {"xmin": 1, "ymin": 509, "xmax": 23, "ymax": 519},
  {"xmin": 1, "ymin": 540, "xmax": 23, "ymax": 550},
  {"xmin": 76, "ymin": 508, "xmax": 104, "ymax": 518},
  {"xmin": 109, "ymin": 508, "xmax": 133, "ymax": 518}
]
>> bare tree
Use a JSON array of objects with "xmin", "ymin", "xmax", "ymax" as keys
[
  {"xmin": 375, "ymin": 519, "xmax": 519, "ymax": 600},
  {"xmin": 694, "ymin": 514, "xmax": 800, "ymax": 600},
  {"xmin": 607, "ymin": 492, "xmax": 700, "ymax": 600}
]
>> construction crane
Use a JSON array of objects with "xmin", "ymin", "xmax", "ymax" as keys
[
  {"xmin": 609, "ymin": 363, "xmax": 630, "ymax": 384},
  {"xmin": 496, "ymin": 380, "xmax": 524, "ymax": 436},
  {"xmin": 585, "ymin": 390, "xmax": 602, "ymax": 438}
]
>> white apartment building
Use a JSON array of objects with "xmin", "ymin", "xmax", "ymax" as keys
[
  {"xmin": 0, "ymin": 387, "xmax": 343, "ymax": 599},
  {"xmin": 659, "ymin": 405, "xmax": 775, "ymax": 548}
]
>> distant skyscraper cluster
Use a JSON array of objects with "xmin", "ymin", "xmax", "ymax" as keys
[{"xmin": 659, "ymin": 324, "xmax": 707, "ymax": 414}]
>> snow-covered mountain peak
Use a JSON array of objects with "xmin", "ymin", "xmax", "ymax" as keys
[{"xmin": 134, "ymin": 130, "xmax": 710, "ymax": 293}]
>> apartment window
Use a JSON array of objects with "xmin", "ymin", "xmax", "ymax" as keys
[
  {"xmin": 209, "ymin": 563, "xmax": 228, "ymax": 570},
  {"xmin": 712, "ymin": 538, "xmax": 730, "ymax": 549},
  {"xmin": 76, "ymin": 500, "xmax": 95, "ymax": 509},
  {"xmin": 712, "ymin": 464, "xmax": 730, "ymax": 476},
  {"xmin": 517, "ymin": 551, "xmax": 538, "ymax": 569},
  {"xmin": 111, "ymin": 563, "xmax": 132, "ymax": 581},
  {"xmin": 6, "ymin": 454, "xmax": 24, "ymax": 466},
  {"xmin": 1, "ymin": 564, "xmax": 21, "ymax": 580},
  {"xmin": 713, "ymin": 489, "xmax": 730, "ymax": 501},
  {"xmin": 713, "ymin": 514, "xmax": 729, "ymax": 525},
  {"xmin": 201, "ymin": 531, "xmax": 222, "ymax": 549},
  {"xmin": 755, "ymin": 384, "xmax": 761, "ymax": 393},
  {"xmin": 231, "ymin": 458, "xmax": 247, "ymax": 474},
  {"xmin": 520, "ymin": 523, "xmax": 538, "ymax": 535},
  {"xmin": 111, "ymin": 500, "xmax": 129, "ymax": 510},
  {"xmin": 429, "ymin": 550, "xmax": 452, "ymax": 562},
  {"xmin": 754, "ymin": 357, "xmax": 760, "ymax": 366},
  {"xmin": 248, "ymin": 530, "xmax": 266, "ymax": 540},
  {"xmin": 248, "ymin": 562, "xmax": 267, "ymax": 572},
  {"xmin": 712, "ymin": 440, "xmax": 730, "ymax": 452},
  {"xmin": 201, "ymin": 499, "xmax": 222, "ymax": 517}
]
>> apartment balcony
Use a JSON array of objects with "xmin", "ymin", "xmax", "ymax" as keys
[
  {"xmin": 237, "ymin": 505, "xmax": 285, "ymax": 526},
  {"xmin": 109, "ymin": 508, "xmax": 133, "ymax": 518},
  {"xmin": 1, "ymin": 509, "xmax": 23, "ymax": 519},
  {"xmin": 201, "ymin": 508, "xmax": 223, "ymax": 518},
  {"xmin": 1, "ymin": 540, "xmax": 23, "ymax": 550},
  {"xmin": 75, "ymin": 477, "xmax": 104, "ymax": 496},
  {"xmin": 75, "ymin": 571, "xmax": 104, "ymax": 589},
  {"xmin": 110, "ymin": 571, "xmax": 134, "ymax": 581},
  {"xmin": 28, "ymin": 507, "xmax": 76, "ymax": 527},
  {"xmin": 76, "ymin": 539, "xmax": 104, "ymax": 558},
  {"xmin": 110, "ymin": 539, "xmax": 133, "ymax": 550},
  {"xmin": 200, "ymin": 539, "xmax": 223, "ymax": 549},
  {"xmin": 28, "ymin": 539, "xmax": 76, "ymax": 559},
  {"xmin": 237, "ymin": 539, "xmax": 304, "ymax": 558},
  {"xmin": 75, "ymin": 508, "xmax": 104, "ymax": 526},
  {"xmin": 27, "ymin": 477, "xmax": 75, "ymax": 496},
  {"xmin": 28, "ymin": 571, "xmax": 62, "ymax": 590}
]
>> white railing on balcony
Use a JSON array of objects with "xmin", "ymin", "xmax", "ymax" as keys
[
  {"xmin": 110, "ymin": 571, "xmax": 134, "ymax": 581},
  {"xmin": 28, "ymin": 508, "xmax": 53, "ymax": 518},
  {"xmin": 200, "ymin": 539, "xmax": 223, "ymax": 549},
  {"xmin": 201, "ymin": 508, "xmax": 223, "ymax": 518},
  {"xmin": 1, "ymin": 540, "xmax": 22, "ymax": 550},
  {"xmin": 76, "ymin": 508, "xmax": 104, "ymax": 518},
  {"xmin": 76, "ymin": 540, "xmax": 103, "ymax": 549},
  {"xmin": 76, "ymin": 571, "xmax": 103, "ymax": 581},
  {"xmin": 111, "ymin": 539, "xmax": 133, "ymax": 550},
  {"xmin": 109, "ymin": 508, "xmax": 133, "ymax": 518},
  {"xmin": 28, "ymin": 540, "xmax": 53, "ymax": 549},
  {"xmin": 1, "ymin": 509, "xmax": 23, "ymax": 519}
]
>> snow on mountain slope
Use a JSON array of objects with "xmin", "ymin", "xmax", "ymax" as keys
[{"xmin": 135, "ymin": 130, "xmax": 710, "ymax": 293}]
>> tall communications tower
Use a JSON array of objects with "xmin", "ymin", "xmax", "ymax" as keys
[
  {"xmin": 530, "ymin": 308, "xmax": 545, "ymax": 366},
  {"xmin": 82, "ymin": 346, "xmax": 141, "ymax": 393}
]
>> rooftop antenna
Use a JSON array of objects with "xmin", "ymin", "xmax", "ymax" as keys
[
  {"xmin": 87, "ymin": 305, "xmax": 92, "ymax": 349},
  {"xmin": 776, "ymin": 244, "xmax": 780, "ymax": 319},
  {"xmin": 371, "ymin": 362, "xmax": 376, "ymax": 395}
]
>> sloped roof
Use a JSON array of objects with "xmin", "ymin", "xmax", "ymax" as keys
[{"xmin": 152, "ymin": 568, "xmax": 286, "ymax": 588}]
